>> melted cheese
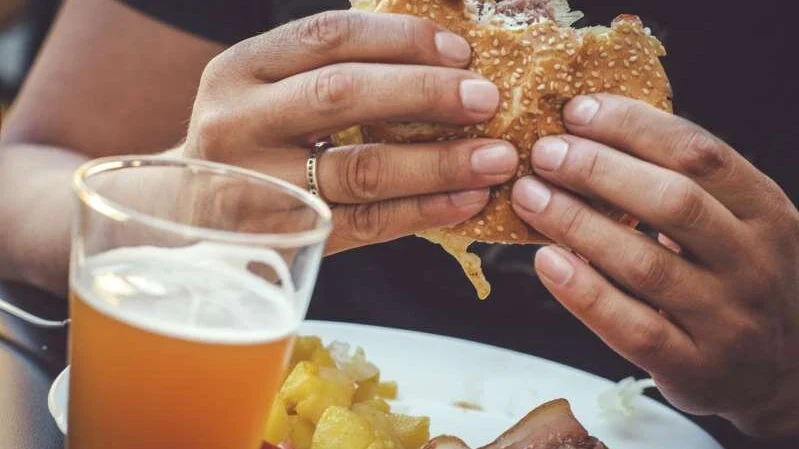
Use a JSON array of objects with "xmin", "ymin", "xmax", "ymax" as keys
[{"xmin": 417, "ymin": 230, "xmax": 491, "ymax": 300}]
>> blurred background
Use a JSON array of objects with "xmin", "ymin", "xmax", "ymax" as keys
[{"xmin": 1, "ymin": 0, "xmax": 57, "ymax": 109}]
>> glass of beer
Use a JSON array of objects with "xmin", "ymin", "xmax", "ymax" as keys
[{"xmin": 67, "ymin": 156, "xmax": 332, "ymax": 449}]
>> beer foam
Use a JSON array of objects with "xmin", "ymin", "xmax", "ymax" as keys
[{"xmin": 72, "ymin": 243, "xmax": 301, "ymax": 345}]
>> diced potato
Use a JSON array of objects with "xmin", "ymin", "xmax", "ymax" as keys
[
  {"xmin": 352, "ymin": 403, "xmax": 404, "ymax": 449},
  {"xmin": 365, "ymin": 440, "xmax": 386, "ymax": 449},
  {"xmin": 310, "ymin": 347, "xmax": 337, "ymax": 368},
  {"xmin": 312, "ymin": 406, "xmax": 376, "ymax": 449},
  {"xmin": 281, "ymin": 362, "xmax": 356, "ymax": 423},
  {"xmin": 352, "ymin": 402, "xmax": 393, "ymax": 434},
  {"xmin": 357, "ymin": 398, "xmax": 391, "ymax": 414},
  {"xmin": 353, "ymin": 376, "xmax": 379, "ymax": 403},
  {"xmin": 290, "ymin": 337, "xmax": 325, "ymax": 368},
  {"xmin": 269, "ymin": 336, "xmax": 430, "ymax": 449},
  {"xmin": 377, "ymin": 381, "xmax": 399, "ymax": 399},
  {"xmin": 389, "ymin": 414, "xmax": 430, "ymax": 449},
  {"xmin": 281, "ymin": 362, "xmax": 320, "ymax": 404},
  {"xmin": 287, "ymin": 416, "xmax": 315, "ymax": 449},
  {"xmin": 263, "ymin": 397, "xmax": 290, "ymax": 445}
]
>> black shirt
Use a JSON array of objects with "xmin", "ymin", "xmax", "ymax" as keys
[{"xmin": 118, "ymin": 1, "xmax": 798, "ymax": 448}]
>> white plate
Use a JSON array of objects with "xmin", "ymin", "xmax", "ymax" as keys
[{"xmin": 49, "ymin": 320, "xmax": 722, "ymax": 448}]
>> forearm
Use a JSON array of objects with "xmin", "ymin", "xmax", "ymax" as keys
[{"xmin": 0, "ymin": 144, "xmax": 88, "ymax": 297}]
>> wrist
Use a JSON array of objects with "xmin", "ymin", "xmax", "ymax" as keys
[{"xmin": 722, "ymin": 368, "xmax": 799, "ymax": 440}]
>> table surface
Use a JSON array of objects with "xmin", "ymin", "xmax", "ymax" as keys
[
  {"xmin": 0, "ymin": 281, "xmax": 66, "ymax": 449},
  {"xmin": 0, "ymin": 280, "xmax": 791, "ymax": 449}
]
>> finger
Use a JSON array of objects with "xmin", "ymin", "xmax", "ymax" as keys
[
  {"xmin": 534, "ymin": 245, "xmax": 699, "ymax": 376},
  {"xmin": 231, "ymin": 11, "xmax": 472, "ymax": 81},
  {"xmin": 261, "ymin": 63, "xmax": 499, "ymax": 142},
  {"xmin": 326, "ymin": 189, "xmax": 491, "ymax": 254},
  {"xmin": 317, "ymin": 140, "xmax": 517, "ymax": 204},
  {"xmin": 512, "ymin": 176, "xmax": 723, "ymax": 322},
  {"xmin": 562, "ymin": 94, "xmax": 777, "ymax": 219},
  {"xmin": 231, "ymin": 139, "xmax": 517, "ymax": 205},
  {"xmin": 528, "ymin": 135, "xmax": 748, "ymax": 266}
]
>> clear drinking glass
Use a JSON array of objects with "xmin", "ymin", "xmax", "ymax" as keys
[{"xmin": 67, "ymin": 156, "xmax": 332, "ymax": 449}]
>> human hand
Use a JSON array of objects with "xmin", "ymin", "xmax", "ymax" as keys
[
  {"xmin": 511, "ymin": 94, "xmax": 799, "ymax": 439},
  {"xmin": 181, "ymin": 10, "xmax": 519, "ymax": 254}
]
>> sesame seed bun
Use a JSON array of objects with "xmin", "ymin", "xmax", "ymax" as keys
[{"xmin": 337, "ymin": 0, "xmax": 672, "ymax": 298}]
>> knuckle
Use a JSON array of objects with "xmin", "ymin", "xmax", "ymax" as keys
[
  {"xmin": 341, "ymin": 146, "xmax": 383, "ymax": 202},
  {"xmin": 417, "ymin": 71, "xmax": 446, "ymax": 106},
  {"xmin": 659, "ymin": 178, "xmax": 706, "ymax": 230},
  {"xmin": 436, "ymin": 142, "xmax": 465, "ymax": 187},
  {"xmin": 674, "ymin": 127, "xmax": 728, "ymax": 178},
  {"xmin": 401, "ymin": 16, "xmax": 438, "ymax": 57},
  {"xmin": 628, "ymin": 249, "xmax": 672, "ymax": 294},
  {"xmin": 191, "ymin": 110, "xmax": 234, "ymax": 160},
  {"xmin": 557, "ymin": 204, "xmax": 593, "ymax": 242},
  {"xmin": 628, "ymin": 319, "xmax": 668, "ymax": 357},
  {"xmin": 346, "ymin": 203, "xmax": 388, "ymax": 244},
  {"xmin": 573, "ymin": 283, "xmax": 607, "ymax": 317},
  {"xmin": 578, "ymin": 143, "xmax": 605, "ymax": 185},
  {"xmin": 616, "ymin": 101, "xmax": 648, "ymax": 136},
  {"xmin": 760, "ymin": 183, "xmax": 799, "ymax": 228},
  {"xmin": 199, "ymin": 53, "xmax": 231, "ymax": 91},
  {"xmin": 297, "ymin": 11, "xmax": 354, "ymax": 51},
  {"xmin": 718, "ymin": 315, "xmax": 767, "ymax": 358},
  {"xmin": 311, "ymin": 66, "xmax": 357, "ymax": 115}
]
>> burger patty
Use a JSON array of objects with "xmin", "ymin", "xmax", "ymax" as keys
[{"xmin": 495, "ymin": 0, "xmax": 556, "ymax": 22}]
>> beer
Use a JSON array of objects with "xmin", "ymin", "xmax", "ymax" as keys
[{"xmin": 68, "ymin": 244, "xmax": 298, "ymax": 449}]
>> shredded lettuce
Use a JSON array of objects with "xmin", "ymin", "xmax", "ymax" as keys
[
  {"xmin": 327, "ymin": 341, "xmax": 380, "ymax": 382},
  {"xmin": 598, "ymin": 377, "xmax": 657, "ymax": 418}
]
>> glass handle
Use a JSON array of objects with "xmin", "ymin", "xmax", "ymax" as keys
[{"xmin": 0, "ymin": 297, "xmax": 70, "ymax": 328}]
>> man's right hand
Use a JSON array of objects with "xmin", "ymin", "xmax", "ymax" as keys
[{"xmin": 181, "ymin": 10, "xmax": 518, "ymax": 254}]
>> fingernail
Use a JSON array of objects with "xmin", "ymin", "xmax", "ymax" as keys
[
  {"xmin": 449, "ymin": 189, "xmax": 490, "ymax": 207},
  {"xmin": 460, "ymin": 79, "xmax": 499, "ymax": 114},
  {"xmin": 536, "ymin": 247, "xmax": 575, "ymax": 286},
  {"xmin": 513, "ymin": 177, "xmax": 551, "ymax": 213},
  {"xmin": 565, "ymin": 95, "xmax": 600, "ymax": 125},
  {"xmin": 471, "ymin": 143, "xmax": 518, "ymax": 175},
  {"xmin": 435, "ymin": 32, "xmax": 471, "ymax": 64},
  {"xmin": 532, "ymin": 137, "xmax": 569, "ymax": 171}
]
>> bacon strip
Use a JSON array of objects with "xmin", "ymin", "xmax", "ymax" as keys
[
  {"xmin": 423, "ymin": 400, "xmax": 608, "ymax": 449},
  {"xmin": 495, "ymin": 0, "xmax": 556, "ymax": 22}
]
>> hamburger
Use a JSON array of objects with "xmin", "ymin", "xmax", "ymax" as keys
[{"xmin": 336, "ymin": 0, "xmax": 672, "ymax": 299}]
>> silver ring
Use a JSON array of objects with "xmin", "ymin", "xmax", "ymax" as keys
[{"xmin": 307, "ymin": 141, "xmax": 333, "ymax": 200}]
